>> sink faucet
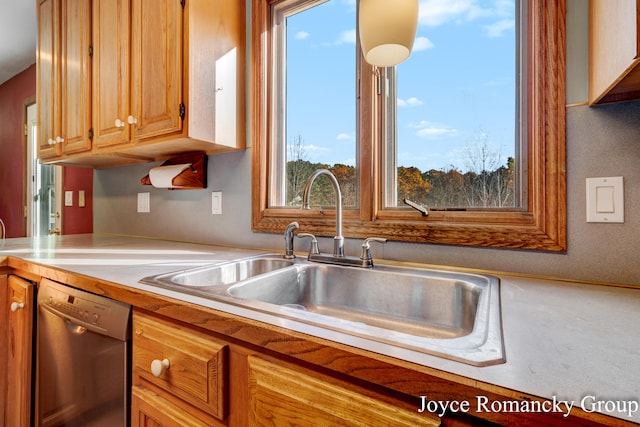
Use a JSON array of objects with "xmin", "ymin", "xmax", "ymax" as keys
[
  {"xmin": 302, "ymin": 169, "xmax": 344, "ymax": 257},
  {"xmin": 300, "ymin": 169, "xmax": 386, "ymax": 268}
]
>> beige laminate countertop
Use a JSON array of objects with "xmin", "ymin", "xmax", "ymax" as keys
[{"xmin": 1, "ymin": 233, "xmax": 639, "ymax": 424}]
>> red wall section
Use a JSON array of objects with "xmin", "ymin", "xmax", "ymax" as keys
[
  {"xmin": 0, "ymin": 65, "xmax": 36, "ymax": 237},
  {"xmin": 0, "ymin": 65, "xmax": 93, "ymax": 237},
  {"xmin": 63, "ymin": 167, "xmax": 93, "ymax": 234}
]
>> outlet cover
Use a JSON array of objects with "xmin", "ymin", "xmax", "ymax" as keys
[
  {"xmin": 211, "ymin": 192, "xmax": 222, "ymax": 215},
  {"xmin": 137, "ymin": 192, "xmax": 150, "ymax": 213}
]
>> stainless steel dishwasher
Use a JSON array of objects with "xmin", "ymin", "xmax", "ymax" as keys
[{"xmin": 37, "ymin": 278, "xmax": 131, "ymax": 427}]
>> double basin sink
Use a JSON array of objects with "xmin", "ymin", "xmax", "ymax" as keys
[{"xmin": 140, "ymin": 254, "xmax": 504, "ymax": 366}]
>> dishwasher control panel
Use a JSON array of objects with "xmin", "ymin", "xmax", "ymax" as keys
[{"xmin": 38, "ymin": 278, "xmax": 131, "ymax": 341}]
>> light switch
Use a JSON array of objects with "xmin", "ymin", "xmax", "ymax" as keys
[
  {"xmin": 586, "ymin": 177, "xmax": 623, "ymax": 223},
  {"xmin": 78, "ymin": 190, "xmax": 86, "ymax": 208},
  {"xmin": 211, "ymin": 191, "xmax": 222, "ymax": 215}
]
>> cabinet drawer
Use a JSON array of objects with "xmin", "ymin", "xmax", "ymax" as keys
[{"xmin": 132, "ymin": 311, "xmax": 228, "ymax": 421}]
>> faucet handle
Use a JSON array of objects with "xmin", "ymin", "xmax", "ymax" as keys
[
  {"xmin": 297, "ymin": 233, "xmax": 320, "ymax": 256},
  {"xmin": 360, "ymin": 237, "xmax": 387, "ymax": 262},
  {"xmin": 283, "ymin": 221, "xmax": 300, "ymax": 259}
]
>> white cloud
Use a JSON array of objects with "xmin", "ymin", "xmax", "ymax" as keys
[
  {"xmin": 483, "ymin": 19, "xmax": 514, "ymax": 38},
  {"xmin": 412, "ymin": 36, "xmax": 434, "ymax": 52},
  {"xmin": 338, "ymin": 29, "xmax": 356, "ymax": 44},
  {"xmin": 419, "ymin": 0, "xmax": 491, "ymax": 26},
  {"xmin": 336, "ymin": 132, "xmax": 353, "ymax": 141},
  {"xmin": 305, "ymin": 144, "xmax": 330, "ymax": 152},
  {"xmin": 295, "ymin": 31, "xmax": 310, "ymax": 40},
  {"xmin": 397, "ymin": 97, "xmax": 424, "ymax": 107},
  {"xmin": 410, "ymin": 120, "xmax": 458, "ymax": 138}
]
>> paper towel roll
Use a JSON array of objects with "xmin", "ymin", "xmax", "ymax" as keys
[{"xmin": 148, "ymin": 163, "xmax": 192, "ymax": 188}]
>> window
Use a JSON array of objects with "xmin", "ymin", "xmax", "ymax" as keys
[{"xmin": 252, "ymin": 0, "xmax": 566, "ymax": 251}]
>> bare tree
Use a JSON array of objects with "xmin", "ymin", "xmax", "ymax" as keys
[
  {"xmin": 463, "ymin": 130, "xmax": 514, "ymax": 207},
  {"xmin": 286, "ymin": 133, "xmax": 310, "ymax": 205}
]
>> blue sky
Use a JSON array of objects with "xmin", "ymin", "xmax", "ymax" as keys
[{"xmin": 286, "ymin": 0, "xmax": 515, "ymax": 173}]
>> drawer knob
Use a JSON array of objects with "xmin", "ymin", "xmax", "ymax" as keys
[
  {"xmin": 150, "ymin": 358, "xmax": 170, "ymax": 377},
  {"xmin": 10, "ymin": 302, "xmax": 24, "ymax": 312}
]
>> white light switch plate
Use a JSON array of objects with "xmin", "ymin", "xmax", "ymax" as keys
[
  {"xmin": 137, "ymin": 192, "xmax": 150, "ymax": 213},
  {"xmin": 211, "ymin": 191, "xmax": 222, "ymax": 215},
  {"xmin": 586, "ymin": 177, "xmax": 623, "ymax": 223}
]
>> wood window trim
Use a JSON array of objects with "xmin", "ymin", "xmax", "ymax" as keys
[{"xmin": 251, "ymin": 0, "xmax": 566, "ymax": 252}]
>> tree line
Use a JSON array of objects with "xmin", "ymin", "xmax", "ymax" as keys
[{"xmin": 286, "ymin": 158, "xmax": 515, "ymax": 209}]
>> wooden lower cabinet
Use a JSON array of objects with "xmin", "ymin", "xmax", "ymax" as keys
[
  {"xmin": 131, "ymin": 310, "xmax": 228, "ymax": 427},
  {"xmin": 131, "ymin": 309, "xmax": 439, "ymax": 426},
  {"xmin": 247, "ymin": 355, "xmax": 440, "ymax": 427},
  {"xmin": 3, "ymin": 275, "xmax": 36, "ymax": 427}
]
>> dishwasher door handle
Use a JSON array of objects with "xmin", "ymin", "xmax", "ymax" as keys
[{"xmin": 64, "ymin": 318, "xmax": 88, "ymax": 335}]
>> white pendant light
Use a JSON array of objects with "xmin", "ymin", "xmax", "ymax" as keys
[{"xmin": 359, "ymin": 0, "xmax": 419, "ymax": 67}]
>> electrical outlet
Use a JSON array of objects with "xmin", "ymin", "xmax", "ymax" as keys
[
  {"xmin": 211, "ymin": 192, "xmax": 222, "ymax": 214},
  {"xmin": 137, "ymin": 192, "xmax": 150, "ymax": 213},
  {"xmin": 64, "ymin": 191, "xmax": 73, "ymax": 207}
]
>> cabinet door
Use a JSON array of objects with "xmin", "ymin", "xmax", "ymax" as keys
[
  {"xmin": 36, "ymin": 0, "xmax": 61, "ymax": 159},
  {"xmin": 92, "ymin": 0, "xmax": 132, "ymax": 148},
  {"xmin": 247, "ymin": 356, "xmax": 440, "ymax": 427},
  {"xmin": 59, "ymin": 0, "xmax": 92, "ymax": 154},
  {"xmin": 131, "ymin": 386, "xmax": 214, "ymax": 427},
  {"xmin": 5, "ymin": 276, "xmax": 35, "ymax": 427},
  {"xmin": 130, "ymin": 0, "xmax": 183, "ymax": 141}
]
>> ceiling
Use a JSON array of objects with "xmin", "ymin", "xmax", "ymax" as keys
[{"xmin": 0, "ymin": 0, "xmax": 37, "ymax": 86}]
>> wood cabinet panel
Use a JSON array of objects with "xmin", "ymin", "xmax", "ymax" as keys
[
  {"xmin": 589, "ymin": 0, "xmax": 640, "ymax": 104},
  {"xmin": 132, "ymin": 386, "xmax": 217, "ymax": 427},
  {"xmin": 130, "ymin": 0, "xmax": 183, "ymax": 141},
  {"xmin": 92, "ymin": 0, "xmax": 131, "ymax": 148},
  {"xmin": 4, "ymin": 275, "xmax": 35, "ymax": 427},
  {"xmin": 36, "ymin": 0, "xmax": 61, "ymax": 159},
  {"xmin": 247, "ymin": 355, "xmax": 440, "ymax": 427},
  {"xmin": 59, "ymin": 0, "xmax": 92, "ymax": 154},
  {"xmin": 132, "ymin": 311, "xmax": 228, "ymax": 422}
]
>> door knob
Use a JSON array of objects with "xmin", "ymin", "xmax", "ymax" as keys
[
  {"xmin": 127, "ymin": 115, "xmax": 138, "ymax": 125},
  {"xmin": 115, "ymin": 118, "xmax": 125, "ymax": 128}
]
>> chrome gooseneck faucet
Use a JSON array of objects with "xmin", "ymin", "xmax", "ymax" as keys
[
  {"xmin": 302, "ymin": 169, "xmax": 344, "ymax": 258},
  {"xmin": 298, "ymin": 169, "xmax": 387, "ymax": 268}
]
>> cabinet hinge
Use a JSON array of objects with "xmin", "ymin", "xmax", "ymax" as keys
[
  {"xmin": 88, "ymin": 45, "xmax": 93, "ymax": 57},
  {"xmin": 88, "ymin": 128, "xmax": 94, "ymax": 140},
  {"xmin": 179, "ymin": 102, "xmax": 185, "ymax": 120},
  {"xmin": 24, "ymin": 123, "xmax": 28, "ymax": 136}
]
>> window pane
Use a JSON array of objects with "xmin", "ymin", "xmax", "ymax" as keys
[
  {"xmin": 390, "ymin": 0, "xmax": 517, "ymax": 209},
  {"xmin": 271, "ymin": 0, "xmax": 358, "ymax": 208}
]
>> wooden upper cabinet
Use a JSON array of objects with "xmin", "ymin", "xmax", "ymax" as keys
[
  {"xmin": 92, "ymin": 0, "xmax": 131, "ymax": 148},
  {"xmin": 38, "ymin": 0, "xmax": 246, "ymax": 167},
  {"xmin": 36, "ymin": 0, "xmax": 61, "ymax": 159},
  {"xmin": 59, "ymin": 0, "xmax": 92, "ymax": 154},
  {"xmin": 131, "ymin": 0, "xmax": 184, "ymax": 141},
  {"xmin": 37, "ymin": 0, "xmax": 91, "ymax": 159},
  {"xmin": 589, "ymin": 0, "xmax": 640, "ymax": 104}
]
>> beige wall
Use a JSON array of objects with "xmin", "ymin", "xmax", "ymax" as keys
[{"xmin": 94, "ymin": 1, "xmax": 640, "ymax": 286}]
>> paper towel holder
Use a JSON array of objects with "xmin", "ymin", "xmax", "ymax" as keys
[{"xmin": 140, "ymin": 152, "xmax": 207, "ymax": 190}]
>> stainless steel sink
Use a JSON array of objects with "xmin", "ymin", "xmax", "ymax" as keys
[
  {"xmin": 140, "ymin": 255, "xmax": 294, "ymax": 288},
  {"xmin": 140, "ymin": 256, "xmax": 504, "ymax": 366}
]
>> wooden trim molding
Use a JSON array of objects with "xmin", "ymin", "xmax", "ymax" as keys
[{"xmin": 251, "ymin": 0, "xmax": 566, "ymax": 251}]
